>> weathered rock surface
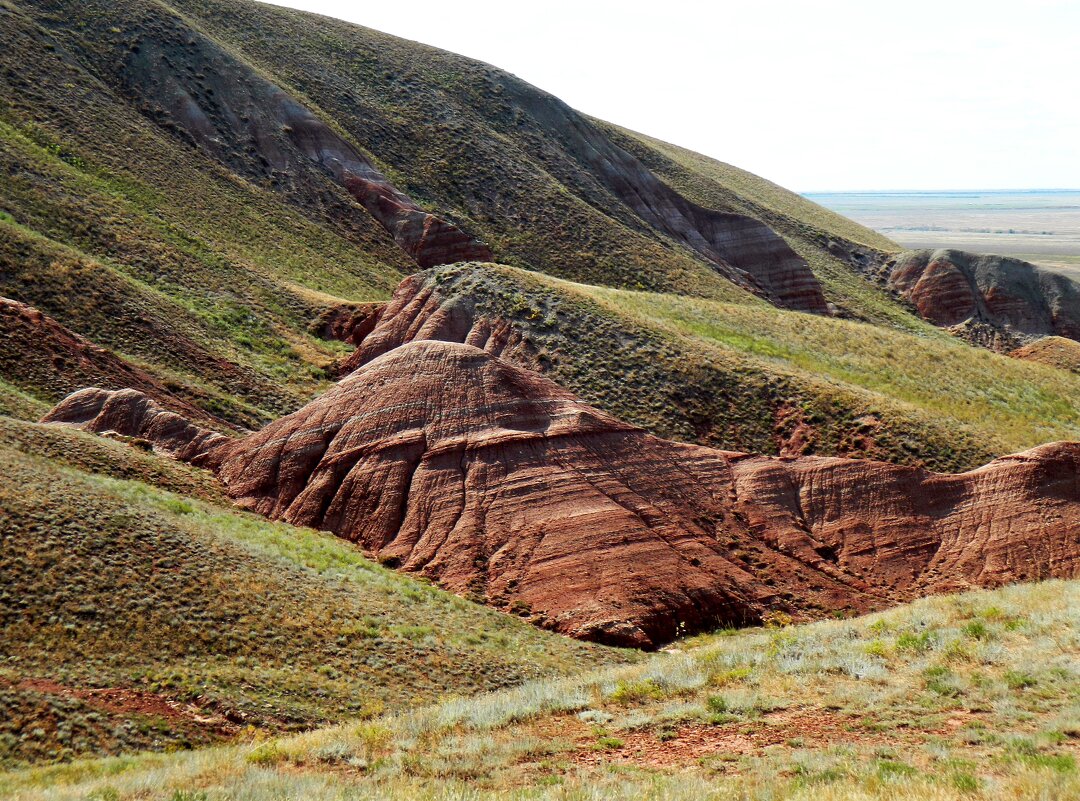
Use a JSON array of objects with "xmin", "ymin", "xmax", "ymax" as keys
[
  {"xmin": 336, "ymin": 272, "xmax": 539, "ymax": 376},
  {"xmin": 0, "ymin": 297, "xmax": 222, "ymax": 425},
  {"xmin": 46, "ymin": 340, "xmax": 1080, "ymax": 648},
  {"xmin": 42, "ymin": 387, "xmax": 230, "ymax": 464},
  {"xmin": 310, "ymin": 302, "xmax": 387, "ymax": 346},
  {"xmin": 505, "ymin": 89, "xmax": 828, "ymax": 312},
  {"xmin": 1011, "ymin": 336, "xmax": 1080, "ymax": 374},
  {"xmin": 885, "ymin": 250, "xmax": 1080, "ymax": 345}
]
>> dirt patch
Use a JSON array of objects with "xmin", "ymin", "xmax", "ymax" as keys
[
  {"xmin": 565, "ymin": 708, "xmax": 892, "ymax": 769},
  {"xmin": 11, "ymin": 677, "xmax": 241, "ymax": 736}
]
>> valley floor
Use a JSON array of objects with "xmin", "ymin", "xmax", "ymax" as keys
[{"xmin": 3, "ymin": 580, "xmax": 1077, "ymax": 800}]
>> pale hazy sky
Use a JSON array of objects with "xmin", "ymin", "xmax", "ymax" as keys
[{"xmin": 263, "ymin": 0, "xmax": 1079, "ymax": 192}]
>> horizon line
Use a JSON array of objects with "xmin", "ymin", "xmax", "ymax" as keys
[{"xmin": 801, "ymin": 187, "xmax": 1080, "ymax": 195}]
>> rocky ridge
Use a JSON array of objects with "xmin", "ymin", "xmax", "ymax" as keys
[
  {"xmin": 45, "ymin": 339, "xmax": 1080, "ymax": 648},
  {"xmin": 883, "ymin": 249, "xmax": 1080, "ymax": 347}
]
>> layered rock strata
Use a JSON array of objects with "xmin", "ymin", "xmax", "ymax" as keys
[{"xmin": 45, "ymin": 340, "xmax": 1080, "ymax": 648}]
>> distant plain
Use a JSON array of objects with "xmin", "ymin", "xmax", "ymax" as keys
[{"xmin": 806, "ymin": 189, "xmax": 1080, "ymax": 279}]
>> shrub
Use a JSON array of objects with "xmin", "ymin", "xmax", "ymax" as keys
[
  {"xmin": 896, "ymin": 630, "xmax": 933, "ymax": 653},
  {"xmin": 246, "ymin": 740, "xmax": 285, "ymax": 765},
  {"xmin": 1003, "ymin": 670, "xmax": 1036, "ymax": 690},
  {"xmin": 961, "ymin": 620, "xmax": 990, "ymax": 640},
  {"xmin": 608, "ymin": 678, "xmax": 665, "ymax": 705}
]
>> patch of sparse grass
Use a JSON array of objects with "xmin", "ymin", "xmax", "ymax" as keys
[
  {"xmin": 0, "ymin": 435, "xmax": 628, "ymax": 767},
  {"xmin": 2, "ymin": 581, "xmax": 1074, "ymax": 799}
]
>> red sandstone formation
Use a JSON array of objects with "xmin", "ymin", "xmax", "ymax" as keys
[
  {"xmin": 886, "ymin": 250, "xmax": 1080, "ymax": 345},
  {"xmin": 1011, "ymin": 336, "xmax": 1080, "ymax": 374},
  {"xmin": 336, "ymin": 273, "xmax": 538, "ymax": 376},
  {"xmin": 41, "ymin": 387, "xmax": 230, "ymax": 463},
  {"xmin": 0, "ymin": 297, "xmax": 222, "ymax": 425},
  {"xmin": 310, "ymin": 302, "xmax": 387, "ymax": 346},
  {"xmin": 45, "ymin": 340, "xmax": 1080, "ymax": 648}
]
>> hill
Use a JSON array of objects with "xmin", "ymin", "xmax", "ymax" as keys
[
  {"xmin": 1012, "ymin": 336, "xmax": 1080, "ymax": 373},
  {"xmin": 1, "ymin": 0, "xmax": 1078, "ymax": 783},
  {"xmin": 1, "ymin": 0, "xmax": 912, "ymax": 428},
  {"xmin": 336, "ymin": 264, "xmax": 1080, "ymax": 471},
  {"xmin": 882, "ymin": 250, "xmax": 1080, "ymax": 350},
  {"xmin": 2, "ymin": 580, "xmax": 1076, "ymax": 800},
  {"xmin": 44, "ymin": 340, "xmax": 1080, "ymax": 648},
  {"xmin": 0, "ymin": 417, "xmax": 626, "ymax": 767}
]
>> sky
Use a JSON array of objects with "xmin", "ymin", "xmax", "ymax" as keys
[{"xmin": 262, "ymin": 0, "xmax": 1080, "ymax": 192}]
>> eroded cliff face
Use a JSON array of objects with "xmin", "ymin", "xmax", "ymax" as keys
[
  {"xmin": 884, "ymin": 250, "xmax": 1080, "ymax": 346},
  {"xmin": 334, "ymin": 272, "xmax": 540, "ymax": 377},
  {"xmin": 46, "ymin": 340, "xmax": 1080, "ymax": 649},
  {"xmin": 41, "ymin": 387, "xmax": 231, "ymax": 463},
  {"xmin": 116, "ymin": 16, "xmax": 491, "ymax": 268}
]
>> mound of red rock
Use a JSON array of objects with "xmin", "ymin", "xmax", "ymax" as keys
[
  {"xmin": 46, "ymin": 339, "xmax": 1080, "ymax": 648},
  {"xmin": 1011, "ymin": 336, "xmax": 1080, "ymax": 374},
  {"xmin": 41, "ymin": 387, "xmax": 230, "ymax": 463},
  {"xmin": 1, "ymin": 297, "xmax": 222, "ymax": 425},
  {"xmin": 886, "ymin": 250, "xmax": 1080, "ymax": 346},
  {"xmin": 335, "ymin": 272, "xmax": 538, "ymax": 376}
]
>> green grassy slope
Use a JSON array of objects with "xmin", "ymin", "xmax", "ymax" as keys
[
  {"xmin": 3, "ymin": 0, "xmax": 938, "ymax": 432},
  {"xmin": 0, "ymin": 0, "xmax": 410, "ymax": 424},
  {"xmin": 0, "ymin": 418, "xmax": 629, "ymax": 768},
  {"xmin": 604, "ymin": 124, "xmax": 915, "ymax": 326},
  {"xmin": 380, "ymin": 264, "xmax": 1080, "ymax": 470},
  {"xmin": 4, "ymin": 580, "xmax": 1075, "ymax": 800}
]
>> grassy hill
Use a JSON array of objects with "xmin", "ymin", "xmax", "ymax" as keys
[
  {"xmin": 361, "ymin": 264, "xmax": 1080, "ymax": 471},
  {"xmin": 0, "ymin": 0, "xmax": 914, "ymax": 424},
  {"xmin": 3, "ymin": 580, "xmax": 1075, "ymax": 799},
  {"xmin": 0, "ymin": 417, "xmax": 628, "ymax": 768},
  {"xmin": 1, "ymin": 0, "xmax": 1045, "ymax": 469},
  {"xmin": 1, "ymin": 0, "xmax": 1077, "ymax": 784}
]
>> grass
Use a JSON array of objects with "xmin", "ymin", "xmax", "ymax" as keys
[
  {"xmin": 2, "ymin": 580, "xmax": 1074, "ymax": 799},
  {"xmin": 394, "ymin": 264, "xmax": 1080, "ymax": 470},
  {"xmin": 0, "ymin": 420, "xmax": 629, "ymax": 767},
  {"xmin": 587, "ymin": 283, "xmax": 1080, "ymax": 454}
]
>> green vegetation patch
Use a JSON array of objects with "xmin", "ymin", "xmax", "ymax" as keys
[{"xmin": 0, "ymin": 431, "xmax": 628, "ymax": 767}]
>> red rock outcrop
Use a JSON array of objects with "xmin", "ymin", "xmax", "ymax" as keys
[
  {"xmin": 41, "ymin": 387, "xmax": 231, "ymax": 463},
  {"xmin": 336, "ymin": 273, "xmax": 539, "ymax": 376},
  {"xmin": 310, "ymin": 302, "xmax": 387, "ymax": 346},
  {"xmin": 886, "ymin": 250, "xmax": 1080, "ymax": 345},
  {"xmin": 0, "ymin": 297, "xmax": 223, "ymax": 426},
  {"xmin": 46, "ymin": 340, "xmax": 1080, "ymax": 648},
  {"xmin": 1011, "ymin": 336, "xmax": 1080, "ymax": 374}
]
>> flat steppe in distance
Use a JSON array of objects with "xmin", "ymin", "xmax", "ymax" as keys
[{"xmin": 806, "ymin": 189, "xmax": 1080, "ymax": 279}]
